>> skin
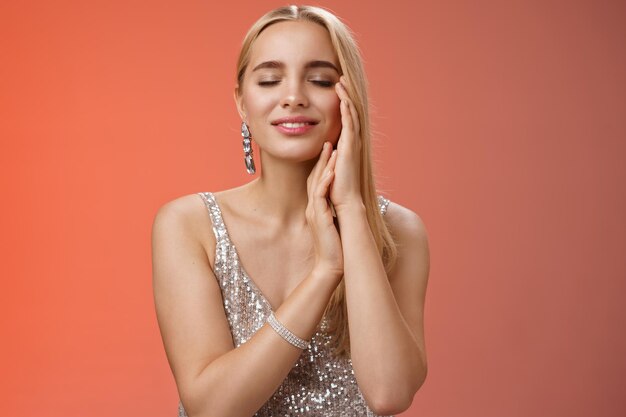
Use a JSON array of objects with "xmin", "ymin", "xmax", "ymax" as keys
[
  {"xmin": 152, "ymin": 19, "xmax": 430, "ymax": 417},
  {"xmin": 232, "ymin": 20, "xmax": 346, "ymax": 283}
]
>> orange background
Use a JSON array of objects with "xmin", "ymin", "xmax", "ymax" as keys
[{"xmin": 1, "ymin": 1, "xmax": 625, "ymax": 416}]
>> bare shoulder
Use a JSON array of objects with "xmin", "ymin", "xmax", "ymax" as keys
[
  {"xmin": 153, "ymin": 193, "xmax": 208, "ymax": 233},
  {"xmin": 383, "ymin": 199, "xmax": 429, "ymax": 247},
  {"xmin": 381, "ymin": 199, "xmax": 430, "ymax": 293},
  {"xmin": 152, "ymin": 193, "xmax": 216, "ymax": 260}
]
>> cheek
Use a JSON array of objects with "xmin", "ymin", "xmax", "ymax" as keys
[
  {"xmin": 242, "ymin": 83, "xmax": 280, "ymax": 115},
  {"xmin": 320, "ymin": 95, "xmax": 341, "ymax": 123},
  {"xmin": 243, "ymin": 93, "xmax": 274, "ymax": 117}
]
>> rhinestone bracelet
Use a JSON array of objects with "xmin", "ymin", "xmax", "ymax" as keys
[{"xmin": 267, "ymin": 311, "xmax": 311, "ymax": 350}]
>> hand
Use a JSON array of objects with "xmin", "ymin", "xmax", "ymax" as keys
[
  {"xmin": 330, "ymin": 76, "xmax": 364, "ymax": 213},
  {"xmin": 305, "ymin": 141, "xmax": 343, "ymax": 282}
]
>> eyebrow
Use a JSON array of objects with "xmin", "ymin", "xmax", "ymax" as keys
[{"xmin": 251, "ymin": 60, "xmax": 340, "ymax": 74}]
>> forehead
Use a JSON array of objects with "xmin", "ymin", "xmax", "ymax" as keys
[{"xmin": 248, "ymin": 20, "xmax": 339, "ymax": 69}]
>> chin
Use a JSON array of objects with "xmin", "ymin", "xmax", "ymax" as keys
[{"xmin": 266, "ymin": 139, "xmax": 327, "ymax": 163}]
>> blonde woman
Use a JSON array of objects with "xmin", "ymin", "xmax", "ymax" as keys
[{"xmin": 152, "ymin": 5, "xmax": 430, "ymax": 417}]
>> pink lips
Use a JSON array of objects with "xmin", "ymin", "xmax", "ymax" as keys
[
  {"xmin": 273, "ymin": 124, "xmax": 316, "ymax": 135},
  {"xmin": 271, "ymin": 116, "xmax": 319, "ymax": 136}
]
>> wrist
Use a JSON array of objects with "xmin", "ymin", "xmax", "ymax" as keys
[
  {"xmin": 310, "ymin": 265, "xmax": 343, "ymax": 287},
  {"xmin": 334, "ymin": 200, "xmax": 366, "ymax": 218}
]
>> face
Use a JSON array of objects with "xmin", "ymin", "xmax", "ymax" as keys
[{"xmin": 235, "ymin": 20, "xmax": 342, "ymax": 163}]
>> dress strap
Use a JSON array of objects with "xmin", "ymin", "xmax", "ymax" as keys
[
  {"xmin": 197, "ymin": 192, "xmax": 230, "ymax": 245},
  {"xmin": 377, "ymin": 195, "xmax": 390, "ymax": 216}
]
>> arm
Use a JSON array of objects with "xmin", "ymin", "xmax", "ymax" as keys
[
  {"xmin": 151, "ymin": 198, "xmax": 339, "ymax": 417},
  {"xmin": 328, "ymin": 77, "xmax": 430, "ymax": 415},
  {"xmin": 335, "ymin": 202, "xmax": 430, "ymax": 416}
]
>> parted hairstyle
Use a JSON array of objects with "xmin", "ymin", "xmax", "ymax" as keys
[{"xmin": 235, "ymin": 4, "xmax": 398, "ymax": 359}]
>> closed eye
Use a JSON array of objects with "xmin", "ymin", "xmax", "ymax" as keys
[
  {"xmin": 257, "ymin": 80, "xmax": 335, "ymax": 87},
  {"xmin": 312, "ymin": 80, "xmax": 334, "ymax": 87}
]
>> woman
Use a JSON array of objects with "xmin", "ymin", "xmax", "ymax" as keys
[{"xmin": 152, "ymin": 5, "xmax": 430, "ymax": 417}]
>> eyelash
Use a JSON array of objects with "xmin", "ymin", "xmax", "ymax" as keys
[{"xmin": 258, "ymin": 80, "xmax": 334, "ymax": 88}]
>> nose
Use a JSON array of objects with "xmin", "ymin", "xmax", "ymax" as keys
[{"xmin": 279, "ymin": 80, "xmax": 309, "ymax": 108}]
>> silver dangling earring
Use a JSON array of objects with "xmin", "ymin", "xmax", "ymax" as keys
[{"xmin": 241, "ymin": 121, "xmax": 256, "ymax": 174}]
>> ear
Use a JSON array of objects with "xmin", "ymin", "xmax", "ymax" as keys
[{"xmin": 234, "ymin": 85, "xmax": 246, "ymax": 121}]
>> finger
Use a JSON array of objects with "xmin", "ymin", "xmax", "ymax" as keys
[
  {"xmin": 340, "ymin": 99, "xmax": 353, "ymax": 139},
  {"xmin": 326, "ymin": 149, "xmax": 338, "ymax": 173},
  {"xmin": 338, "ymin": 81, "xmax": 360, "ymax": 138},
  {"xmin": 307, "ymin": 144, "xmax": 332, "ymax": 223},
  {"xmin": 334, "ymin": 82, "xmax": 351, "ymax": 129},
  {"xmin": 314, "ymin": 168, "xmax": 335, "ymax": 217},
  {"xmin": 317, "ymin": 152, "xmax": 338, "ymax": 201},
  {"xmin": 335, "ymin": 79, "xmax": 350, "ymax": 103},
  {"xmin": 307, "ymin": 142, "xmax": 332, "ymax": 195},
  {"xmin": 314, "ymin": 153, "xmax": 336, "ymax": 203},
  {"xmin": 317, "ymin": 166, "xmax": 334, "ymax": 195},
  {"xmin": 314, "ymin": 141, "xmax": 333, "ymax": 181},
  {"xmin": 336, "ymin": 78, "xmax": 360, "ymax": 139},
  {"xmin": 345, "ymin": 99, "xmax": 360, "ymax": 139}
]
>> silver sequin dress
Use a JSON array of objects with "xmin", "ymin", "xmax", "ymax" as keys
[{"xmin": 177, "ymin": 191, "xmax": 392, "ymax": 417}]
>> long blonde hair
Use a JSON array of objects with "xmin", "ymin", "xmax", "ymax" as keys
[{"xmin": 235, "ymin": 5, "xmax": 398, "ymax": 359}]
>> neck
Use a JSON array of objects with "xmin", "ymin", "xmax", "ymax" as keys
[{"xmin": 245, "ymin": 151, "xmax": 317, "ymax": 229}]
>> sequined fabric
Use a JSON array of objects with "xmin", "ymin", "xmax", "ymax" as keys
[{"xmin": 177, "ymin": 192, "xmax": 392, "ymax": 417}]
